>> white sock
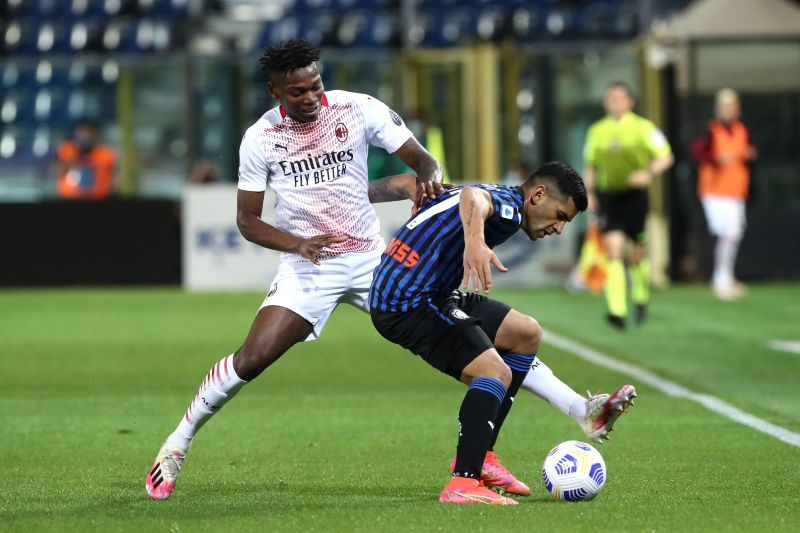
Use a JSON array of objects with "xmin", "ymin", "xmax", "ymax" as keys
[
  {"xmin": 713, "ymin": 235, "xmax": 740, "ymax": 291},
  {"xmin": 521, "ymin": 359, "xmax": 586, "ymax": 422},
  {"xmin": 165, "ymin": 354, "xmax": 247, "ymax": 451}
]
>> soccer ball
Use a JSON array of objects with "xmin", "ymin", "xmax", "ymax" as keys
[{"xmin": 541, "ymin": 440, "xmax": 606, "ymax": 501}]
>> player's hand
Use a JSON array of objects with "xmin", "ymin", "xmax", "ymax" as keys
[
  {"xmin": 413, "ymin": 170, "xmax": 447, "ymax": 212},
  {"xmin": 628, "ymin": 170, "xmax": 652, "ymax": 189},
  {"xmin": 296, "ymin": 234, "xmax": 348, "ymax": 265},
  {"xmin": 412, "ymin": 182, "xmax": 455, "ymax": 215},
  {"xmin": 461, "ymin": 237, "xmax": 508, "ymax": 293}
]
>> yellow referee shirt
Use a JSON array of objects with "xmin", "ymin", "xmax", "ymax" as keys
[{"xmin": 583, "ymin": 111, "xmax": 672, "ymax": 192}]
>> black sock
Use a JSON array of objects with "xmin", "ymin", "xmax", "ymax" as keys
[
  {"xmin": 453, "ymin": 376, "xmax": 506, "ymax": 479},
  {"xmin": 489, "ymin": 353, "xmax": 535, "ymax": 451}
]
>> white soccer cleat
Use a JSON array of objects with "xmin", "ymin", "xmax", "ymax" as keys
[
  {"xmin": 580, "ymin": 384, "xmax": 637, "ymax": 444},
  {"xmin": 145, "ymin": 443, "xmax": 186, "ymax": 500}
]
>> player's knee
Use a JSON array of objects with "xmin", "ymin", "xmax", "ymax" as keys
[
  {"xmin": 485, "ymin": 360, "xmax": 512, "ymax": 388},
  {"xmin": 521, "ymin": 315, "xmax": 542, "ymax": 354}
]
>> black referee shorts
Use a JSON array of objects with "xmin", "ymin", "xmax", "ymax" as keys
[
  {"xmin": 597, "ymin": 189, "xmax": 648, "ymax": 242},
  {"xmin": 370, "ymin": 290, "xmax": 511, "ymax": 381}
]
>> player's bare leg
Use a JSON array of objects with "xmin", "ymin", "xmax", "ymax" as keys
[{"xmin": 146, "ymin": 305, "xmax": 313, "ymax": 500}]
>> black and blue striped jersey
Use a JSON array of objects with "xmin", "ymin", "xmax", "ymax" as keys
[{"xmin": 369, "ymin": 184, "xmax": 524, "ymax": 312}]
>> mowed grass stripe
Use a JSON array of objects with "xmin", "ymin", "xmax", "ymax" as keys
[{"xmin": 545, "ymin": 330, "xmax": 800, "ymax": 447}]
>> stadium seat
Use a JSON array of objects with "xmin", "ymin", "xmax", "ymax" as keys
[
  {"xmin": 69, "ymin": 0, "xmax": 108, "ymax": 19},
  {"xmin": 473, "ymin": 6, "xmax": 508, "ymax": 42},
  {"xmin": 299, "ymin": 12, "xmax": 339, "ymax": 47},
  {"xmin": 36, "ymin": 22, "xmax": 72, "ymax": 55},
  {"xmin": 36, "ymin": 0, "xmax": 69, "ymax": 18}
]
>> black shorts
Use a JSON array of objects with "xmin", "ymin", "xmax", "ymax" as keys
[
  {"xmin": 370, "ymin": 291, "xmax": 512, "ymax": 381},
  {"xmin": 597, "ymin": 189, "xmax": 648, "ymax": 242}
]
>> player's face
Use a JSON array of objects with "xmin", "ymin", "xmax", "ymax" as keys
[
  {"xmin": 604, "ymin": 86, "xmax": 633, "ymax": 118},
  {"xmin": 716, "ymin": 98, "xmax": 740, "ymax": 123},
  {"xmin": 521, "ymin": 185, "xmax": 578, "ymax": 241},
  {"xmin": 268, "ymin": 64, "xmax": 325, "ymax": 123}
]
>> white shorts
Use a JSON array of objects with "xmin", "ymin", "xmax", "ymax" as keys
[
  {"xmin": 701, "ymin": 196, "xmax": 746, "ymax": 238},
  {"xmin": 259, "ymin": 248, "xmax": 382, "ymax": 341}
]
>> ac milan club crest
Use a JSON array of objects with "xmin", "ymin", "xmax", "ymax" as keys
[{"xmin": 335, "ymin": 122, "xmax": 348, "ymax": 142}]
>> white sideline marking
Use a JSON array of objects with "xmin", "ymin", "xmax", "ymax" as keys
[
  {"xmin": 544, "ymin": 330, "xmax": 800, "ymax": 448},
  {"xmin": 769, "ymin": 340, "xmax": 800, "ymax": 355}
]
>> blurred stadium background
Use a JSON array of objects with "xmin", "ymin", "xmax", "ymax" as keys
[
  {"xmin": 1, "ymin": 0, "xmax": 798, "ymax": 289},
  {"xmin": 3, "ymin": 2, "xmax": 800, "ymax": 530}
]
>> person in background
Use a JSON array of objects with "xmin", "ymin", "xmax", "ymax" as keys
[
  {"xmin": 582, "ymin": 83, "xmax": 674, "ymax": 329},
  {"xmin": 691, "ymin": 88, "xmax": 757, "ymax": 301},
  {"xmin": 56, "ymin": 120, "xmax": 117, "ymax": 200}
]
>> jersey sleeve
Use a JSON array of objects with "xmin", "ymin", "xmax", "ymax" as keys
[
  {"xmin": 359, "ymin": 95, "xmax": 413, "ymax": 154},
  {"xmin": 486, "ymin": 186, "xmax": 523, "ymax": 232},
  {"xmin": 237, "ymin": 129, "xmax": 269, "ymax": 192},
  {"xmin": 582, "ymin": 124, "xmax": 598, "ymax": 166},
  {"xmin": 642, "ymin": 120, "xmax": 672, "ymax": 157}
]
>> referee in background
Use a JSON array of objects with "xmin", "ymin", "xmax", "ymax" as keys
[{"xmin": 583, "ymin": 83, "xmax": 674, "ymax": 329}]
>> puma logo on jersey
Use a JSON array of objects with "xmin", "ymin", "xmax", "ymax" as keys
[{"xmin": 275, "ymin": 143, "xmax": 288, "ymax": 152}]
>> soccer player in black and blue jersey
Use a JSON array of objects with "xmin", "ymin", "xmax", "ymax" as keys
[{"xmin": 370, "ymin": 162, "xmax": 635, "ymax": 505}]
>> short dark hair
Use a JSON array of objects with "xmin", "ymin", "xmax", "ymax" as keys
[
  {"xmin": 259, "ymin": 39, "xmax": 320, "ymax": 80},
  {"xmin": 528, "ymin": 161, "xmax": 588, "ymax": 212},
  {"xmin": 606, "ymin": 81, "xmax": 634, "ymax": 100}
]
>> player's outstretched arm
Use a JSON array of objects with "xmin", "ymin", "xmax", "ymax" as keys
[
  {"xmin": 393, "ymin": 137, "xmax": 445, "ymax": 210},
  {"xmin": 459, "ymin": 187, "xmax": 507, "ymax": 293},
  {"xmin": 236, "ymin": 189, "xmax": 346, "ymax": 265}
]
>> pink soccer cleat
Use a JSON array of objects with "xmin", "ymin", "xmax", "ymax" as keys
[
  {"xmin": 145, "ymin": 443, "xmax": 186, "ymax": 500},
  {"xmin": 581, "ymin": 384, "xmax": 637, "ymax": 443},
  {"xmin": 450, "ymin": 451, "xmax": 531, "ymax": 496},
  {"xmin": 439, "ymin": 476, "xmax": 518, "ymax": 505}
]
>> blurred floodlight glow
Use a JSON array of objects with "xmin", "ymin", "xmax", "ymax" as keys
[
  {"xmin": 516, "ymin": 89, "xmax": 534, "ymax": 111},
  {"xmin": 71, "ymin": 23, "xmax": 89, "ymax": 50},
  {"xmin": 6, "ymin": 23, "xmax": 22, "ymax": 47},
  {"xmin": 36, "ymin": 61, "xmax": 53, "ymax": 84},
  {"xmin": 104, "ymin": 25, "xmax": 121, "ymax": 50},
  {"xmin": 0, "ymin": 135, "xmax": 16, "ymax": 158},
  {"xmin": 547, "ymin": 13, "xmax": 565, "ymax": 34},
  {"xmin": 35, "ymin": 90, "xmax": 52, "ymax": 120},
  {"xmin": 1, "ymin": 100, "xmax": 18, "ymax": 123},
  {"xmin": 102, "ymin": 60, "xmax": 119, "ymax": 83},
  {"xmin": 72, "ymin": 0, "xmax": 89, "ymax": 16},
  {"xmin": 38, "ymin": 25, "xmax": 55, "ymax": 53},
  {"xmin": 518, "ymin": 124, "xmax": 535, "ymax": 145},
  {"xmin": 33, "ymin": 128, "xmax": 50, "ymax": 158},
  {"xmin": 105, "ymin": 0, "xmax": 121, "ymax": 16}
]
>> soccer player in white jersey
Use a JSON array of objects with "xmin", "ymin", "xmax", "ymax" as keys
[
  {"xmin": 146, "ymin": 39, "xmax": 635, "ymax": 501},
  {"xmin": 145, "ymin": 39, "xmax": 446, "ymax": 500}
]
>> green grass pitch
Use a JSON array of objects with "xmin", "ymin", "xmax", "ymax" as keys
[{"xmin": 1, "ymin": 284, "xmax": 799, "ymax": 531}]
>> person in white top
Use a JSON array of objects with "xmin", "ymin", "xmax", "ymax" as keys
[{"xmin": 145, "ymin": 39, "xmax": 445, "ymax": 500}]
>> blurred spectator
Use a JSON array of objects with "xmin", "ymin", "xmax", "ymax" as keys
[
  {"xmin": 189, "ymin": 160, "xmax": 220, "ymax": 185},
  {"xmin": 583, "ymin": 82, "xmax": 674, "ymax": 329},
  {"xmin": 56, "ymin": 121, "xmax": 117, "ymax": 200},
  {"xmin": 691, "ymin": 88, "xmax": 757, "ymax": 301}
]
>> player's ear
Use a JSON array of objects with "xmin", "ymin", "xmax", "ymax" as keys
[
  {"xmin": 530, "ymin": 184, "xmax": 547, "ymax": 205},
  {"xmin": 267, "ymin": 81, "xmax": 278, "ymax": 100}
]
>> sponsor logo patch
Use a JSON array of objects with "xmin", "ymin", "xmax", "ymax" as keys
[{"xmin": 500, "ymin": 204, "xmax": 514, "ymax": 220}]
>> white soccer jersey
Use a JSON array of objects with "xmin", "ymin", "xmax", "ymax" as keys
[{"xmin": 238, "ymin": 90, "xmax": 413, "ymax": 262}]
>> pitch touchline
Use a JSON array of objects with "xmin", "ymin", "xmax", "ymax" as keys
[{"xmin": 543, "ymin": 330, "xmax": 800, "ymax": 448}]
